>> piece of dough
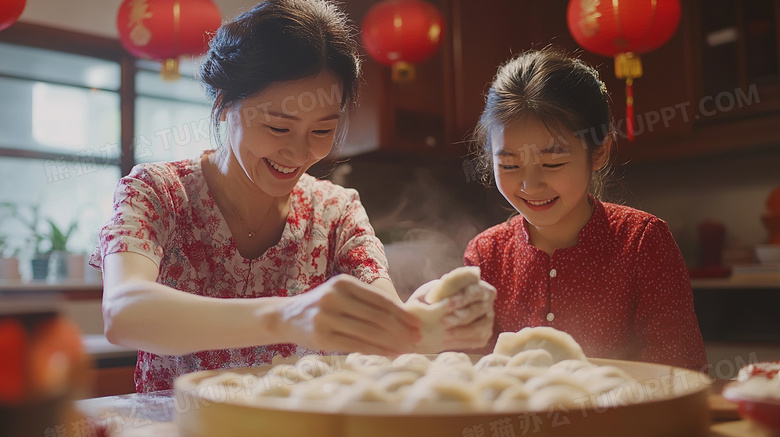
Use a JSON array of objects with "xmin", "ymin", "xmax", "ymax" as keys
[
  {"xmin": 405, "ymin": 267, "xmax": 483, "ymax": 353},
  {"xmin": 424, "ymin": 266, "xmax": 481, "ymax": 303},
  {"xmin": 494, "ymin": 326, "xmax": 587, "ymax": 363}
]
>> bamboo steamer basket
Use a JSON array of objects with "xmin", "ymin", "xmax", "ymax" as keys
[{"xmin": 174, "ymin": 357, "xmax": 712, "ymax": 437}]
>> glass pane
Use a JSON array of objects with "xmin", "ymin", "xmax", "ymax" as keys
[
  {"xmin": 700, "ymin": 0, "xmax": 739, "ymax": 96},
  {"xmin": 744, "ymin": 0, "xmax": 779, "ymax": 87},
  {"xmin": 136, "ymin": 69, "xmax": 212, "ymax": 104},
  {"xmin": 0, "ymin": 42, "xmax": 120, "ymax": 90},
  {"xmin": 0, "ymin": 77, "xmax": 120, "ymax": 154},
  {"xmin": 0, "ymin": 157, "xmax": 120, "ymax": 280},
  {"xmin": 134, "ymin": 96, "xmax": 214, "ymax": 163}
]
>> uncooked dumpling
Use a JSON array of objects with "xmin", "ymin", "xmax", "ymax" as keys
[
  {"xmin": 295, "ymin": 355, "xmax": 335, "ymax": 380},
  {"xmin": 474, "ymin": 353, "xmax": 511, "ymax": 370},
  {"xmin": 433, "ymin": 351, "xmax": 472, "ymax": 366},
  {"xmin": 506, "ymin": 349, "xmax": 554, "ymax": 368},
  {"xmin": 266, "ymin": 364, "xmax": 303, "ymax": 384},
  {"xmin": 500, "ymin": 366, "xmax": 548, "ymax": 383},
  {"xmin": 196, "ymin": 372, "xmax": 253, "ymax": 402},
  {"xmin": 572, "ymin": 365, "xmax": 634, "ymax": 393},
  {"xmin": 524, "ymin": 373, "xmax": 590, "ymax": 410},
  {"xmin": 392, "ymin": 353, "xmax": 432, "ymax": 369},
  {"xmin": 333, "ymin": 378, "xmax": 395, "ymax": 405},
  {"xmin": 549, "ymin": 359, "xmax": 596, "ymax": 373},
  {"xmin": 473, "ymin": 373, "xmax": 521, "ymax": 401},
  {"xmin": 494, "ymin": 326, "xmax": 587, "ymax": 363},
  {"xmin": 493, "ymin": 384, "xmax": 531, "ymax": 411},
  {"xmin": 375, "ymin": 370, "xmax": 420, "ymax": 394},
  {"xmin": 427, "ymin": 361, "xmax": 475, "ymax": 381},
  {"xmin": 253, "ymin": 374, "xmax": 293, "ymax": 398},
  {"xmin": 400, "ymin": 375, "xmax": 479, "ymax": 412},
  {"xmin": 344, "ymin": 353, "xmax": 392, "ymax": 370},
  {"xmin": 193, "ymin": 327, "xmax": 640, "ymax": 415}
]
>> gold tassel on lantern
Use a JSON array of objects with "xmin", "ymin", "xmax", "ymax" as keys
[
  {"xmin": 160, "ymin": 58, "xmax": 181, "ymax": 81},
  {"xmin": 391, "ymin": 61, "xmax": 416, "ymax": 83},
  {"xmin": 614, "ymin": 52, "xmax": 643, "ymax": 141}
]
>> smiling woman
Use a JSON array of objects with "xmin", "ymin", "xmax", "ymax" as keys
[{"xmin": 88, "ymin": 0, "xmax": 496, "ymax": 394}]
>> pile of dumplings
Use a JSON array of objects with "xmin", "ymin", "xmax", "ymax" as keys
[{"xmin": 194, "ymin": 327, "xmax": 638, "ymax": 414}]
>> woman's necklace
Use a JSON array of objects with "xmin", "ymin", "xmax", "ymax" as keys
[
  {"xmin": 205, "ymin": 151, "xmax": 277, "ymax": 239},
  {"xmin": 222, "ymin": 195, "xmax": 275, "ymax": 238}
]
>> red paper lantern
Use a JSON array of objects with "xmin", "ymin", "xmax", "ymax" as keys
[
  {"xmin": 361, "ymin": 0, "xmax": 445, "ymax": 82},
  {"xmin": 117, "ymin": 0, "xmax": 221, "ymax": 81},
  {"xmin": 567, "ymin": 0, "xmax": 681, "ymax": 141},
  {"xmin": 0, "ymin": 0, "xmax": 26, "ymax": 32}
]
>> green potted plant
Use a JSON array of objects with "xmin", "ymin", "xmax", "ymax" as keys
[
  {"xmin": 2, "ymin": 202, "xmax": 50, "ymax": 280},
  {"xmin": 46, "ymin": 218, "xmax": 78, "ymax": 281},
  {"xmin": 24, "ymin": 205, "xmax": 51, "ymax": 280}
]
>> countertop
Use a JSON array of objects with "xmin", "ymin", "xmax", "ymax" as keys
[
  {"xmin": 73, "ymin": 390, "xmax": 759, "ymax": 437},
  {"xmin": 82, "ymin": 334, "xmax": 138, "ymax": 368}
]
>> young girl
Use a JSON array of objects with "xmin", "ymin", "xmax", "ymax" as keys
[
  {"xmin": 464, "ymin": 48, "xmax": 707, "ymax": 371},
  {"xmin": 90, "ymin": 0, "xmax": 492, "ymax": 393}
]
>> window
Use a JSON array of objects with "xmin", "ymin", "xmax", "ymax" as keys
[
  {"xmin": 134, "ymin": 60, "xmax": 213, "ymax": 164},
  {"xmin": 0, "ymin": 24, "xmax": 212, "ymax": 282}
]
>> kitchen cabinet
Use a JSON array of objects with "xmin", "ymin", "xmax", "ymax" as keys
[
  {"xmin": 620, "ymin": 0, "xmax": 780, "ymax": 163},
  {"xmin": 343, "ymin": 0, "xmax": 583, "ymax": 159},
  {"xmin": 344, "ymin": 0, "xmax": 780, "ymax": 163}
]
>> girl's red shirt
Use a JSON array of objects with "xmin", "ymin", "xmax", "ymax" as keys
[{"xmin": 465, "ymin": 198, "xmax": 708, "ymax": 371}]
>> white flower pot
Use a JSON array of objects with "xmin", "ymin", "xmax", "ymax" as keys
[{"xmin": 0, "ymin": 257, "xmax": 21, "ymax": 280}]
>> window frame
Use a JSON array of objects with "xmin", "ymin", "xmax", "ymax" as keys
[{"xmin": 0, "ymin": 22, "xmax": 137, "ymax": 175}]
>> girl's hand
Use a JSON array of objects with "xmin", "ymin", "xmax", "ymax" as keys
[
  {"xmin": 277, "ymin": 275, "xmax": 421, "ymax": 356},
  {"xmin": 407, "ymin": 279, "xmax": 496, "ymax": 351}
]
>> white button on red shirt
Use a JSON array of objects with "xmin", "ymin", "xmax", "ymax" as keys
[
  {"xmin": 546, "ymin": 312, "xmax": 555, "ymax": 322},
  {"xmin": 549, "ymin": 268, "xmax": 557, "ymax": 278}
]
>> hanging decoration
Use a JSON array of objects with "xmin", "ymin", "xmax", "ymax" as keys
[
  {"xmin": 117, "ymin": 0, "xmax": 221, "ymax": 81},
  {"xmin": 361, "ymin": 0, "xmax": 445, "ymax": 83},
  {"xmin": 0, "ymin": 0, "xmax": 27, "ymax": 32},
  {"xmin": 567, "ymin": 0, "xmax": 681, "ymax": 141}
]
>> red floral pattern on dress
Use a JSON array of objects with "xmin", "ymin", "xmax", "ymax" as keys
[
  {"xmin": 90, "ymin": 151, "xmax": 391, "ymax": 393},
  {"xmin": 464, "ymin": 198, "xmax": 708, "ymax": 371}
]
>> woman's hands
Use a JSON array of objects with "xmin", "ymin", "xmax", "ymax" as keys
[
  {"xmin": 407, "ymin": 279, "xmax": 496, "ymax": 351},
  {"xmin": 276, "ymin": 275, "xmax": 421, "ymax": 356}
]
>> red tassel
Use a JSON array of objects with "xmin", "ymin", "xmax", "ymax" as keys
[{"xmin": 626, "ymin": 78, "xmax": 634, "ymax": 142}]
